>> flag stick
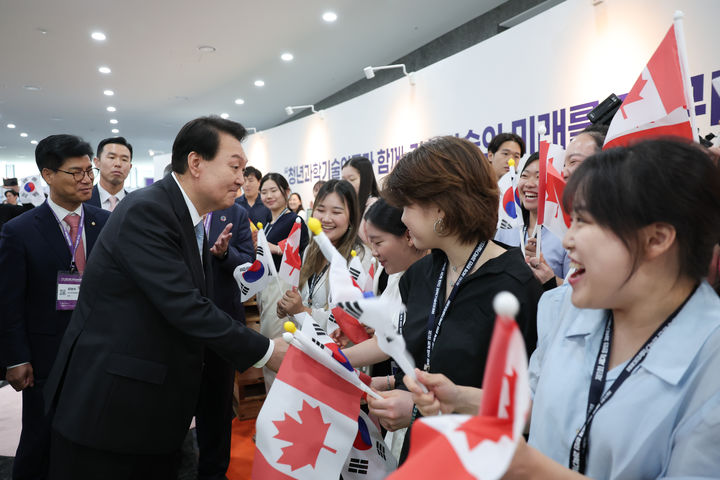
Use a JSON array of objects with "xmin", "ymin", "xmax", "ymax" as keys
[{"xmin": 673, "ymin": 11, "xmax": 698, "ymax": 140}]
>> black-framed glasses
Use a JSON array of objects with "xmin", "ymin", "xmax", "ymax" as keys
[{"xmin": 54, "ymin": 168, "xmax": 95, "ymax": 182}]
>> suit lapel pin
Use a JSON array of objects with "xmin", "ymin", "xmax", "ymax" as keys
[
  {"xmin": 220, "ymin": 215, "xmax": 227, "ymax": 222},
  {"xmin": 91, "ymin": 221, "xmax": 96, "ymax": 226}
]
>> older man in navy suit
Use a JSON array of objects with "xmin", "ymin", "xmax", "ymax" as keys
[
  {"xmin": 195, "ymin": 203, "xmax": 254, "ymax": 480},
  {"xmin": 0, "ymin": 135, "xmax": 110, "ymax": 480}
]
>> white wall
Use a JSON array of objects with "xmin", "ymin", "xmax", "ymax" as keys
[{"xmin": 244, "ymin": 0, "xmax": 720, "ymax": 202}]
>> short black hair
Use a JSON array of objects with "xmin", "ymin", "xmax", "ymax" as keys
[
  {"xmin": 35, "ymin": 134, "xmax": 94, "ymax": 172},
  {"xmin": 243, "ymin": 166, "xmax": 262, "ymax": 181},
  {"xmin": 97, "ymin": 136, "xmax": 133, "ymax": 159},
  {"xmin": 171, "ymin": 116, "xmax": 247, "ymax": 174},
  {"xmin": 259, "ymin": 173, "xmax": 290, "ymax": 203},
  {"xmin": 4, "ymin": 190, "xmax": 18, "ymax": 198},
  {"xmin": 563, "ymin": 138, "xmax": 720, "ymax": 281},
  {"xmin": 579, "ymin": 124, "xmax": 609, "ymax": 150},
  {"xmin": 488, "ymin": 132, "xmax": 526, "ymax": 156},
  {"xmin": 364, "ymin": 198, "xmax": 406, "ymax": 237}
]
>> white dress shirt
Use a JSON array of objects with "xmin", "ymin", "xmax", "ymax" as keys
[{"xmin": 96, "ymin": 183, "xmax": 127, "ymax": 211}]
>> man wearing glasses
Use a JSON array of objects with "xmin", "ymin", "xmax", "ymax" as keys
[
  {"xmin": 0, "ymin": 134, "xmax": 110, "ymax": 480},
  {"xmin": 88, "ymin": 137, "xmax": 133, "ymax": 212}
]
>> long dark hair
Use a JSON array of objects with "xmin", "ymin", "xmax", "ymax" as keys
[
  {"xmin": 289, "ymin": 192, "xmax": 304, "ymax": 213},
  {"xmin": 343, "ymin": 157, "xmax": 379, "ymax": 209},
  {"xmin": 300, "ymin": 179, "xmax": 362, "ymax": 287},
  {"xmin": 259, "ymin": 173, "xmax": 290, "ymax": 207},
  {"xmin": 563, "ymin": 139, "xmax": 720, "ymax": 280}
]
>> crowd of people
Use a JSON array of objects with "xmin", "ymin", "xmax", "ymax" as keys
[{"xmin": 1, "ymin": 113, "xmax": 720, "ymax": 480}]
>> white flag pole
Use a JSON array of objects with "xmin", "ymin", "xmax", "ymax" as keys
[
  {"xmin": 535, "ymin": 123, "xmax": 548, "ymax": 260},
  {"xmin": 674, "ymin": 11, "xmax": 698, "ymax": 141}
]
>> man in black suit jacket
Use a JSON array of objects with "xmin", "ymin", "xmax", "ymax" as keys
[
  {"xmin": 86, "ymin": 137, "xmax": 133, "ymax": 211},
  {"xmin": 196, "ymin": 203, "xmax": 254, "ymax": 480},
  {"xmin": 0, "ymin": 134, "xmax": 110, "ymax": 480},
  {"xmin": 45, "ymin": 116, "xmax": 287, "ymax": 479}
]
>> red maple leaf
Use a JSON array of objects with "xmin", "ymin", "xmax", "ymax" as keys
[
  {"xmin": 546, "ymin": 164, "xmax": 571, "ymax": 228},
  {"xmin": 456, "ymin": 369, "xmax": 518, "ymax": 449},
  {"xmin": 619, "ymin": 74, "xmax": 649, "ymax": 119},
  {"xmin": 273, "ymin": 400, "xmax": 337, "ymax": 471},
  {"xmin": 282, "ymin": 243, "xmax": 302, "ymax": 275}
]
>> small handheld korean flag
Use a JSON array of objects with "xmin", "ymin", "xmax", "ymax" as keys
[
  {"xmin": 234, "ymin": 222, "xmax": 275, "ymax": 301},
  {"xmin": 390, "ymin": 292, "xmax": 531, "ymax": 480},
  {"xmin": 19, "ymin": 175, "xmax": 45, "ymax": 206}
]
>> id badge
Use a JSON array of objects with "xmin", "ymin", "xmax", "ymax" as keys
[{"xmin": 57, "ymin": 271, "xmax": 82, "ymax": 310}]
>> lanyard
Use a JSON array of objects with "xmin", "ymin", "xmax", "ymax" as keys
[
  {"xmin": 569, "ymin": 285, "xmax": 698, "ymax": 473},
  {"xmin": 48, "ymin": 202, "xmax": 85, "ymax": 271},
  {"xmin": 203, "ymin": 212, "xmax": 213, "ymax": 236},
  {"xmin": 307, "ymin": 264, "xmax": 330, "ymax": 306},
  {"xmin": 264, "ymin": 208, "xmax": 289, "ymax": 236},
  {"xmin": 424, "ymin": 240, "xmax": 487, "ymax": 371}
]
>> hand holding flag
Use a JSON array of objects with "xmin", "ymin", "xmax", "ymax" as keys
[{"xmin": 234, "ymin": 222, "xmax": 276, "ymax": 301}]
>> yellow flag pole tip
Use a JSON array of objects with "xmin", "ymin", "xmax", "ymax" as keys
[
  {"xmin": 307, "ymin": 217, "xmax": 323, "ymax": 235},
  {"xmin": 282, "ymin": 332, "xmax": 294, "ymax": 344},
  {"xmin": 350, "ymin": 249, "xmax": 357, "ymax": 257},
  {"xmin": 257, "ymin": 222, "xmax": 264, "ymax": 230},
  {"xmin": 508, "ymin": 158, "xmax": 516, "ymax": 167},
  {"xmin": 283, "ymin": 321, "xmax": 297, "ymax": 333}
]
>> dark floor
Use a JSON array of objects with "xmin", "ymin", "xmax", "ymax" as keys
[{"xmin": 0, "ymin": 429, "xmax": 199, "ymax": 480}]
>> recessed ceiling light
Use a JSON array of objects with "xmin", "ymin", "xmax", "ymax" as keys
[
  {"xmin": 148, "ymin": 149, "xmax": 155, "ymax": 156},
  {"xmin": 197, "ymin": 45, "xmax": 216, "ymax": 52},
  {"xmin": 7, "ymin": 123, "xmax": 16, "ymax": 129},
  {"xmin": 111, "ymin": 128, "xmax": 119, "ymax": 134},
  {"xmin": 20, "ymin": 132, "xmax": 28, "ymax": 137},
  {"xmin": 281, "ymin": 52, "xmax": 294, "ymax": 61},
  {"xmin": 91, "ymin": 31, "xmax": 106, "ymax": 41},
  {"xmin": 322, "ymin": 11, "xmax": 338, "ymax": 22},
  {"xmin": 98, "ymin": 66, "xmax": 111, "ymax": 74},
  {"xmin": 23, "ymin": 85, "xmax": 41, "ymax": 91},
  {"xmin": 37, "ymin": 28, "xmax": 48, "ymax": 35},
  {"xmin": 220, "ymin": 113, "xmax": 230, "ymax": 119},
  {"xmin": 254, "ymin": 80, "xmax": 265, "ymax": 87},
  {"xmin": 234, "ymin": 98, "xmax": 245, "ymax": 105},
  {"xmin": 30, "ymin": 140, "xmax": 38, "ymax": 145},
  {"xmin": 103, "ymin": 89, "xmax": 114, "ymax": 96},
  {"xmin": 106, "ymin": 106, "xmax": 116, "ymax": 112},
  {"xmin": 109, "ymin": 119, "xmax": 118, "ymax": 124}
]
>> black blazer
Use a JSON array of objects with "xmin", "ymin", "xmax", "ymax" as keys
[
  {"xmin": 45, "ymin": 175, "xmax": 271, "ymax": 455},
  {"xmin": 208, "ymin": 203, "xmax": 254, "ymax": 322},
  {"xmin": 0, "ymin": 202, "xmax": 109, "ymax": 379}
]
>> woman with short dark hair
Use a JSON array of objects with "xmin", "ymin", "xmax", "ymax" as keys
[{"xmin": 367, "ymin": 136, "xmax": 543, "ymax": 462}]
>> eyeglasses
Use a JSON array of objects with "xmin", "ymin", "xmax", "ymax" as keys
[{"xmin": 54, "ymin": 168, "xmax": 95, "ymax": 182}]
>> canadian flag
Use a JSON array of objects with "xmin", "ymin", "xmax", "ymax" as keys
[
  {"xmin": 234, "ymin": 226, "xmax": 276, "ymax": 301},
  {"xmin": 389, "ymin": 293, "xmax": 530, "ymax": 480},
  {"xmin": 538, "ymin": 141, "xmax": 571, "ymax": 241},
  {"xmin": 278, "ymin": 218, "xmax": 303, "ymax": 289},
  {"xmin": 604, "ymin": 24, "xmax": 693, "ymax": 149},
  {"xmin": 252, "ymin": 344, "xmax": 364, "ymax": 479}
]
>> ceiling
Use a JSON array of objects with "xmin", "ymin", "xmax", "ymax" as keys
[{"xmin": 0, "ymin": 0, "xmax": 507, "ymax": 164}]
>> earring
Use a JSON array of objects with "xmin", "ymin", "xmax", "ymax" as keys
[{"xmin": 433, "ymin": 218, "xmax": 446, "ymax": 235}]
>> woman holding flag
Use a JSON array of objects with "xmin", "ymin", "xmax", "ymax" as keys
[
  {"xmin": 495, "ymin": 153, "xmax": 570, "ymax": 286},
  {"xmin": 255, "ymin": 173, "xmax": 309, "ymax": 389},
  {"xmin": 404, "ymin": 139, "xmax": 720, "ymax": 479},
  {"xmin": 368, "ymin": 136, "xmax": 543, "ymax": 462},
  {"xmin": 276, "ymin": 179, "xmax": 372, "ymax": 332}
]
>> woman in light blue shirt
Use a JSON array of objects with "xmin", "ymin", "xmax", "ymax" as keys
[{"xmin": 405, "ymin": 139, "xmax": 720, "ymax": 479}]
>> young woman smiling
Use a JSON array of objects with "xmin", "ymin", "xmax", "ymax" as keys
[
  {"xmin": 367, "ymin": 136, "xmax": 543, "ymax": 462},
  {"xmin": 342, "ymin": 156, "xmax": 380, "ymax": 245},
  {"xmin": 276, "ymin": 179, "xmax": 372, "ymax": 331},
  {"xmin": 495, "ymin": 153, "xmax": 570, "ymax": 285},
  {"xmin": 405, "ymin": 139, "xmax": 720, "ymax": 479}
]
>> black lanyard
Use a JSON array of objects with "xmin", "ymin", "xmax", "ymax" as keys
[
  {"xmin": 569, "ymin": 285, "xmax": 698, "ymax": 473},
  {"xmin": 424, "ymin": 240, "xmax": 487, "ymax": 371},
  {"xmin": 307, "ymin": 264, "xmax": 329, "ymax": 307}
]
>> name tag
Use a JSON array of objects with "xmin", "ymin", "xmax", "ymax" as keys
[{"xmin": 57, "ymin": 271, "xmax": 82, "ymax": 310}]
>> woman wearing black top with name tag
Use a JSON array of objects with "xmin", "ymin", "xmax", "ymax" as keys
[{"xmin": 367, "ymin": 136, "xmax": 543, "ymax": 463}]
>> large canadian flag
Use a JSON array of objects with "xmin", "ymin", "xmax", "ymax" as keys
[
  {"xmin": 389, "ymin": 295, "xmax": 530, "ymax": 480},
  {"xmin": 538, "ymin": 141, "xmax": 571, "ymax": 241},
  {"xmin": 278, "ymin": 218, "xmax": 303, "ymax": 289},
  {"xmin": 604, "ymin": 25, "xmax": 693, "ymax": 149},
  {"xmin": 252, "ymin": 344, "xmax": 364, "ymax": 479}
]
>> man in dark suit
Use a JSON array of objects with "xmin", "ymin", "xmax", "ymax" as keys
[
  {"xmin": 0, "ymin": 134, "xmax": 110, "ymax": 480},
  {"xmin": 195, "ymin": 203, "xmax": 254, "ymax": 480},
  {"xmin": 86, "ymin": 136, "xmax": 133, "ymax": 211},
  {"xmin": 235, "ymin": 166, "xmax": 271, "ymax": 225},
  {"xmin": 45, "ymin": 116, "xmax": 286, "ymax": 479}
]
